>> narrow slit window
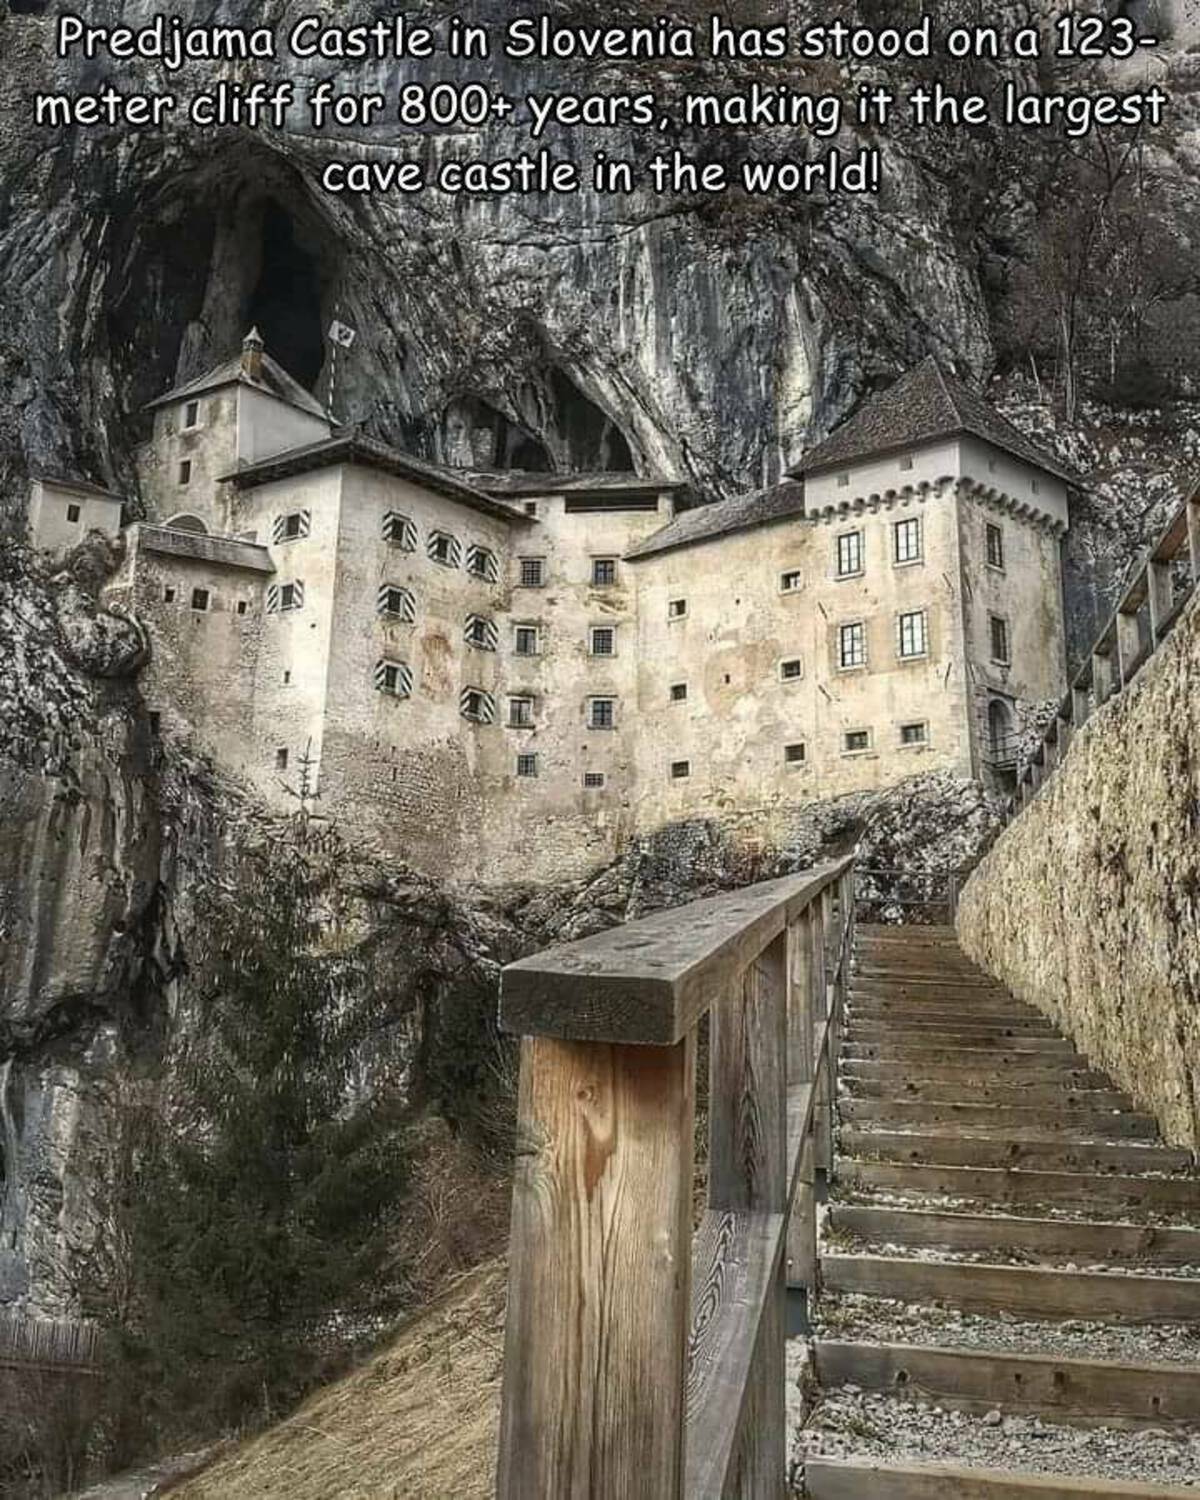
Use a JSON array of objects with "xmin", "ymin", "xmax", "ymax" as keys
[{"xmin": 178, "ymin": 460, "xmax": 192, "ymax": 486}]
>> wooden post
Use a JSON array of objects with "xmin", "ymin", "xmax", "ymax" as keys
[
  {"xmin": 498, "ymin": 1033, "xmax": 696, "ymax": 1500},
  {"xmin": 810, "ymin": 898, "xmax": 833, "ymax": 1173},
  {"xmin": 1057, "ymin": 710, "xmax": 1072, "ymax": 760},
  {"xmin": 1148, "ymin": 558, "xmax": 1173, "ymax": 646},
  {"xmin": 1188, "ymin": 496, "xmax": 1200, "ymax": 578},
  {"xmin": 788, "ymin": 1135, "xmax": 818, "ymax": 1294},
  {"xmin": 1115, "ymin": 606, "xmax": 1141, "ymax": 685},
  {"xmin": 1092, "ymin": 648, "xmax": 1115, "ymax": 705},
  {"xmin": 786, "ymin": 911, "xmax": 817, "ymax": 1292},
  {"xmin": 1071, "ymin": 682, "xmax": 1090, "ymax": 730}
]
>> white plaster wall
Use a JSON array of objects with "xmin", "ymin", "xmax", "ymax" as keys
[
  {"xmin": 137, "ymin": 392, "xmax": 239, "ymax": 533},
  {"xmin": 958, "ymin": 436, "xmax": 1070, "ymax": 529},
  {"xmin": 804, "ymin": 439, "xmax": 960, "ymax": 513},
  {"xmin": 27, "ymin": 480, "xmax": 122, "ymax": 556},
  {"xmin": 237, "ymin": 387, "xmax": 331, "ymax": 465}
]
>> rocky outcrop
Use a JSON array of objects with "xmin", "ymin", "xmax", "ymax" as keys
[{"xmin": 957, "ymin": 592, "xmax": 1200, "ymax": 1149}]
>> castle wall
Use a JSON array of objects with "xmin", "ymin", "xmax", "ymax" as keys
[
  {"xmin": 804, "ymin": 438, "xmax": 959, "ymax": 513},
  {"xmin": 237, "ymin": 387, "xmax": 331, "ymax": 465},
  {"xmin": 27, "ymin": 479, "xmax": 122, "ymax": 557},
  {"xmin": 138, "ymin": 391, "xmax": 239, "ymax": 532}
]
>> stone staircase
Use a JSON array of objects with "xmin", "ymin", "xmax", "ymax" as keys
[{"xmin": 797, "ymin": 924, "xmax": 1200, "ymax": 1498}]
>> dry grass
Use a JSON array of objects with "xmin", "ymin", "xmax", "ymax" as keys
[{"xmin": 169, "ymin": 1262, "xmax": 506, "ymax": 1500}]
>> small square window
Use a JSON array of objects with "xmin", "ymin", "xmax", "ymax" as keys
[
  {"xmin": 148, "ymin": 711, "xmax": 162, "ymax": 737},
  {"xmin": 986, "ymin": 523, "xmax": 1005, "ymax": 570},
  {"xmin": 236, "ymin": 600, "xmax": 248, "ymax": 616},
  {"xmin": 780, "ymin": 658, "xmax": 803, "ymax": 682},
  {"xmin": 670, "ymin": 683, "xmax": 688, "ymax": 702},
  {"xmin": 178, "ymin": 460, "xmax": 192, "ymax": 486},
  {"xmin": 990, "ymin": 614, "xmax": 1011, "ymax": 665},
  {"xmin": 900, "ymin": 721, "xmax": 928, "ymax": 746},
  {"xmin": 460, "ymin": 688, "xmax": 494, "ymax": 723},
  {"xmin": 844, "ymin": 729, "xmax": 871, "ymax": 754},
  {"xmin": 583, "ymin": 772, "xmax": 606, "ymax": 790},
  {"xmin": 523, "ymin": 501, "xmax": 539, "ymax": 517},
  {"xmin": 897, "ymin": 609, "xmax": 928, "ymax": 660},
  {"xmin": 467, "ymin": 545, "xmax": 498, "ymax": 581},
  {"xmin": 589, "ymin": 698, "xmax": 616, "ymax": 730},
  {"xmin": 671, "ymin": 760, "xmax": 691, "ymax": 780},
  {"xmin": 275, "ymin": 747, "xmax": 289, "ymax": 771},
  {"xmin": 838, "ymin": 622, "xmax": 866, "ymax": 670},
  {"xmin": 66, "ymin": 503, "xmax": 81, "ymax": 523},
  {"xmin": 429, "ymin": 532, "xmax": 459, "ymax": 567},
  {"xmin": 836, "ymin": 531, "xmax": 864, "ymax": 578},
  {"xmin": 191, "ymin": 587, "xmax": 210, "ymax": 612},
  {"xmin": 590, "ymin": 626, "xmax": 616, "ymax": 657},
  {"xmin": 592, "ymin": 558, "xmax": 617, "ymax": 586},
  {"xmin": 785, "ymin": 742, "xmax": 806, "ymax": 765},
  {"xmin": 668, "ymin": 598, "xmax": 687, "ymax": 619},
  {"xmin": 520, "ymin": 557, "xmax": 545, "ymax": 588},
  {"xmin": 182, "ymin": 401, "xmax": 200, "ymax": 430},
  {"xmin": 509, "ymin": 697, "xmax": 535, "ymax": 728},
  {"xmin": 279, "ymin": 582, "xmax": 302, "ymax": 612},
  {"xmin": 894, "ymin": 517, "xmax": 922, "ymax": 565},
  {"xmin": 163, "ymin": 586, "xmax": 176, "ymax": 604},
  {"xmin": 517, "ymin": 753, "xmax": 539, "ymax": 778},
  {"xmin": 899, "ymin": 455, "xmax": 914, "ymax": 472},
  {"xmin": 514, "ymin": 625, "xmax": 541, "ymax": 656},
  {"xmin": 382, "ymin": 512, "xmax": 417, "ymax": 550},
  {"xmin": 780, "ymin": 569, "xmax": 803, "ymax": 593},
  {"xmin": 837, "ymin": 473, "xmax": 850, "ymax": 488},
  {"xmin": 377, "ymin": 661, "xmax": 413, "ymax": 699}
]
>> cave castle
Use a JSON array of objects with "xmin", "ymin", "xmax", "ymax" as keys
[{"xmin": 27, "ymin": 332, "xmax": 1073, "ymax": 885}]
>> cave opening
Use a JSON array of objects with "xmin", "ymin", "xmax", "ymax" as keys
[
  {"xmin": 245, "ymin": 201, "xmax": 326, "ymax": 392},
  {"xmin": 549, "ymin": 369, "xmax": 633, "ymax": 471}
]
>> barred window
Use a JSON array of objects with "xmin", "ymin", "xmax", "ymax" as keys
[
  {"xmin": 191, "ymin": 588, "xmax": 210, "ymax": 613},
  {"xmin": 428, "ymin": 530, "xmax": 462, "ymax": 568},
  {"xmin": 592, "ymin": 558, "xmax": 617, "ymax": 586},
  {"xmin": 838, "ymin": 621, "xmax": 866, "ymax": 669},
  {"xmin": 378, "ymin": 584, "xmax": 416, "ymax": 623},
  {"xmin": 900, "ymin": 721, "xmax": 928, "ymax": 746},
  {"xmin": 590, "ymin": 626, "xmax": 616, "ymax": 656},
  {"xmin": 382, "ymin": 512, "xmax": 417, "ymax": 550},
  {"xmin": 780, "ymin": 658, "xmax": 803, "ymax": 682},
  {"xmin": 460, "ymin": 688, "xmax": 496, "ymax": 724},
  {"xmin": 785, "ymin": 742, "xmax": 806, "ymax": 765},
  {"xmin": 465, "ymin": 614, "xmax": 499, "ymax": 651},
  {"xmin": 894, "ymin": 517, "xmax": 921, "ymax": 564},
  {"xmin": 582, "ymin": 772, "xmax": 606, "ymax": 789},
  {"xmin": 466, "ymin": 544, "xmax": 499, "ymax": 582},
  {"xmin": 273, "ymin": 510, "xmax": 311, "ymax": 544},
  {"xmin": 897, "ymin": 609, "xmax": 928, "ymax": 659},
  {"xmin": 836, "ymin": 531, "xmax": 864, "ymax": 577},
  {"xmin": 519, "ymin": 557, "xmax": 545, "ymax": 587},
  {"xmin": 516, "ymin": 753, "xmax": 539, "ymax": 778},
  {"xmin": 844, "ymin": 729, "xmax": 871, "ymax": 753},
  {"xmin": 374, "ymin": 660, "xmax": 413, "ymax": 698}
]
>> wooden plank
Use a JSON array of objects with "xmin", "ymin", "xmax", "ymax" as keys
[
  {"xmin": 828, "ymin": 1205, "xmax": 1200, "ymax": 1265},
  {"xmin": 843, "ymin": 1061, "xmax": 1113, "ymax": 1089},
  {"xmin": 497, "ymin": 1033, "xmax": 696, "ymax": 1500},
  {"xmin": 842, "ymin": 1078, "xmax": 1132, "ymax": 1110},
  {"xmin": 806, "ymin": 1455, "xmax": 1200, "ymax": 1498},
  {"xmin": 787, "ymin": 1135, "xmax": 818, "ymax": 1292},
  {"xmin": 815, "ymin": 1341, "xmax": 1200, "ymax": 1427},
  {"xmin": 500, "ymin": 860, "xmax": 851, "ymax": 1045},
  {"xmin": 844, "ymin": 1043, "xmax": 1081, "ymax": 1066},
  {"xmin": 839, "ymin": 1099, "xmax": 1157, "ymax": 1139},
  {"xmin": 822, "ymin": 1254, "xmax": 1200, "ymax": 1322},
  {"xmin": 839, "ymin": 1128, "xmax": 1192, "ymax": 1174},
  {"xmin": 787, "ymin": 910, "xmax": 814, "ymax": 1086},
  {"xmin": 846, "ymin": 1026, "xmax": 1076, "ymax": 1050},
  {"xmin": 849, "ymin": 1005, "xmax": 1054, "ymax": 1029},
  {"xmin": 841, "ymin": 1160, "xmax": 1200, "ymax": 1211},
  {"xmin": 684, "ymin": 1209, "xmax": 786, "ymax": 1500}
]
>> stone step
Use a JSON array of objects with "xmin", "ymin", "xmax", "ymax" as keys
[
  {"xmin": 827, "ymin": 1205, "xmax": 1200, "ymax": 1265},
  {"xmin": 814, "ymin": 1341, "xmax": 1200, "ymax": 1429},
  {"xmin": 843, "ymin": 1061, "xmax": 1113, "ymax": 1089},
  {"xmin": 805, "ymin": 1456, "xmax": 1200, "ymax": 1498},
  {"xmin": 838, "ymin": 1099, "xmax": 1159, "ymax": 1139},
  {"xmin": 839, "ymin": 1128, "xmax": 1193, "ymax": 1175},
  {"xmin": 820, "ymin": 1254, "xmax": 1200, "ymax": 1322},
  {"xmin": 840, "ymin": 1161, "xmax": 1200, "ymax": 1213},
  {"xmin": 842, "ymin": 1077, "xmax": 1133, "ymax": 1110}
]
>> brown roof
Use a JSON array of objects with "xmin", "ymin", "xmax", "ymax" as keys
[
  {"xmin": 470, "ymin": 471, "xmax": 684, "ymax": 498},
  {"xmin": 146, "ymin": 350, "xmax": 332, "ymax": 424},
  {"xmin": 625, "ymin": 479, "xmax": 806, "ymax": 561},
  {"xmin": 794, "ymin": 357, "xmax": 1077, "ymax": 484}
]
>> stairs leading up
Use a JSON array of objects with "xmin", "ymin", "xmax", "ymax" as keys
[{"xmin": 797, "ymin": 924, "xmax": 1200, "ymax": 1499}]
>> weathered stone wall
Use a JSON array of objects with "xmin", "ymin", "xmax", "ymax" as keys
[{"xmin": 957, "ymin": 593, "xmax": 1200, "ymax": 1149}]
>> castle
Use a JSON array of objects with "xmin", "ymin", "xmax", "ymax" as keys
[{"xmin": 28, "ymin": 334, "xmax": 1073, "ymax": 885}]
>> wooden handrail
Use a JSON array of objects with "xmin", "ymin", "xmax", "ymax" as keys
[
  {"xmin": 496, "ymin": 857, "xmax": 856, "ymax": 1499},
  {"xmin": 1005, "ymin": 484, "xmax": 1200, "ymax": 824}
]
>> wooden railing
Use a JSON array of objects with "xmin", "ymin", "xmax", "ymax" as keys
[
  {"xmin": 495, "ymin": 858, "xmax": 856, "ymax": 1499},
  {"xmin": 1006, "ymin": 484, "xmax": 1200, "ymax": 822},
  {"xmin": 0, "ymin": 1312, "xmax": 102, "ymax": 1374}
]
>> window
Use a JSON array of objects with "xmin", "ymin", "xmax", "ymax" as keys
[
  {"xmin": 668, "ymin": 598, "xmax": 687, "ymax": 619},
  {"xmin": 894, "ymin": 517, "xmax": 922, "ymax": 564},
  {"xmin": 378, "ymin": 584, "xmax": 416, "ymax": 623},
  {"xmin": 592, "ymin": 558, "xmax": 617, "ymax": 586},
  {"xmin": 1031, "ymin": 477, "xmax": 1040, "ymax": 494},
  {"xmin": 375, "ymin": 660, "xmax": 413, "ymax": 698},
  {"xmin": 780, "ymin": 569, "xmax": 803, "ymax": 593},
  {"xmin": 899, "ymin": 455, "xmax": 914, "ymax": 472},
  {"xmin": 514, "ymin": 624, "xmax": 541, "ymax": 657},
  {"xmin": 237, "ymin": 600, "xmax": 248, "ymax": 616},
  {"xmin": 837, "ymin": 473, "xmax": 850, "ymax": 488},
  {"xmin": 465, "ymin": 614, "xmax": 498, "ymax": 651},
  {"xmin": 516, "ymin": 753, "xmax": 539, "ymax": 778},
  {"xmin": 509, "ymin": 697, "xmax": 535, "ymax": 728},
  {"xmin": 148, "ymin": 711, "xmax": 162, "ymax": 737},
  {"xmin": 275, "ymin": 747, "xmax": 289, "ymax": 771},
  {"xmin": 282, "ymin": 670, "xmax": 291, "ymax": 685},
  {"xmin": 428, "ymin": 530, "xmax": 462, "ymax": 568},
  {"xmin": 460, "ymin": 688, "xmax": 496, "ymax": 724},
  {"xmin": 897, "ymin": 609, "xmax": 928, "ymax": 659},
  {"xmin": 519, "ymin": 557, "xmax": 545, "ymax": 587},
  {"xmin": 178, "ymin": 460, "xmax": 192, "ymax": 486},
  {"xmin": 191, "ymin": 587, "xmax": 210, "ymax": 612},
  {"xmin": 785, "ymin": 742, "xmax": 806, "ymax": 765},
  {"xmin": 836, "ymin": 530, "xmax": 864, "ymax": 578},
  {"xmin": 670, "ymin": 683, "xmax": 688, "ymax": 702},
  {"xmin": 990, "ymin": 614, "xmax": 1011, "ymax": 664},
  {"xmin": 66, "ymin": 503, "xmax": 81, "ymax": 523},
  {"xmin": 466, "ymin": 544, "xmax": 499, "ymax": 582},
  {"xmin": 523, "ymin": 501, "xmax": 539, "ymax": 517},
  {"xmin": 590, "ymin": 626, "xmax": 616, "ymax": 656},
  {"xmin": 583, "ymin": 772, "xmax": 606, "ymax": 789},
  {"xmin": 780, "ymin": 658, "xmax": 803, "ymax": 682},
  {"xmin": 163, "ymin": 586, "xmax": 176, "ymax": 603},
  {"xmin": 671, "ymin": 760, "xmax": 691, "ymax": 780},
  {"xmin": 844, "ymin": 729, "xmax": 872, "ymax": 754},
  {"xmin": 589, "ymin": 697, "xmax": 616, "ymax": 730},
  {"xmin": 900, "ymin": 721, "xmax": 928, "ymax": 746},
  {"xmin": 838, "ymin": 621, "xmax": 866, "ymax": 669},
  {"xmin": 274, "ymin": 510, "xmax": 311, "ymax": 544},
  {"xmin": 182, "ymin": 400, "xmax": 200, "ymax": 430},
  {"xmin": 266, "ymin": 580, "xmax": 305, "ymax": 613},
  {"xmin": 986, "ymin": 523, "xmax": 1005, "ymax": 570},
  {"xmin": 382, "ymin": 511, "xmax": 417, "ymax": 550}
]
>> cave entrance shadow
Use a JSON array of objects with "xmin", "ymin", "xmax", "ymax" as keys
[{"xmin": 247, "ymin": 201, "xmax": 327, "ymax": 393}]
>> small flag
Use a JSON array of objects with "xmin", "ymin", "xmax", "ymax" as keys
[{"xmin": 328, "ymin": 320, "xmax": 357, "ymax": 349}]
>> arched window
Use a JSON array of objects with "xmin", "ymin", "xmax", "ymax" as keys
[
  {"xmin": 163, "ymin": 513, "xmax": 208, "ymax": 535},
  {"xmin": 988, "ymin": 698, "xmax": 1014, "ymax": 766}
]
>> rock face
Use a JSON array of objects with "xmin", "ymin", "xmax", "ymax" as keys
[{"xmin": 957, "ymin": 592, "xmax": 1200, "ymax": 1149}]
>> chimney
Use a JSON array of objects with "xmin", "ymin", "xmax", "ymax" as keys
[{"xmin": 242, "ymin": 327, "xmax": 265, "ymax": 381}]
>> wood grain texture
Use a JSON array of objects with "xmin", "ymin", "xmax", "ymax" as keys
[
  {"xmin": 806, "ymin": 1456, "xmax": 1200, "ymax": 1498},
  {"xmin": 815, "ymin": 1341, "xmax": 1200, "ymax": 1426},
  {"xmin": 848, "ymin": 1005, "xmax": 1055, "ymax": 1029},
  {"xmin": 843, "ymin": 1061, "xmax": 1112, "ymax": 1088},
  {"xmin": 838, "ymin": 1099, "xmax": 1157, "ymax": 1139},
  {"xmin": 821, "ymin": 1254, "xmax": 1200, "ymax": 1322},
  {"xmin": 786, "ymin": 1135, "xmax": 818, "ymax": 1292},
  {"xmin": 497, "ymin": 1033, "xmax": 696, "ymax": 1500},
  {"xmin": 500, "ymin": 860, "xmax": 851, "ymax": 1045},
  {"xmin": 839, "ymin": 1128, "xmax": 1193, "ymax": 1174},
  {"xmin": 842, "ymin": 1077, "xmax": 1132, "ymax": 1109},
  {"xmin": 786, "ymin": 912, "xmax": 814, "ymax": 1086},
  {"xmin": 845, "ymin": 1039, "xmax": 1080, "ymax": 1060},
  {"xmin": 840, "ymin": 1160, "xmax": 1200, "ymax": 1210},
  {"xmin": 846, "ymin": 1025, "xmax": 1077, "ymax": 1050}
]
